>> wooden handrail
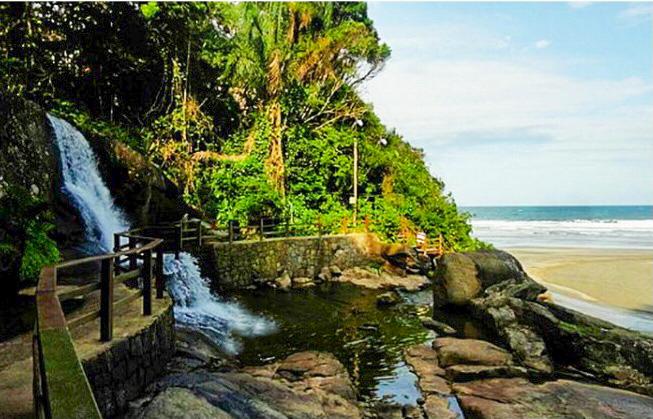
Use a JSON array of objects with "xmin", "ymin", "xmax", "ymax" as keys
[{"xmin": 34, "ymin": 228, "xmax": 169, "ymax": 419}]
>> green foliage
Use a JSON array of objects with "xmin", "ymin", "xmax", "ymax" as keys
[
  {"xmin": 0, "ymin": 186, "xmax": 59, "ymax": 284},
  {"xmin": 0, "ymin": 2, "xmax": 485, "ymax": 251},
  {"xmin": 52, "ymin": 100, "xmax": 145, "ymax": 153},
  {"xmin": 20, "ymin": 219, "xmax": 60, "ymax": 281},
  {"xmin": 140, "ymin": 2, "xmax": 160, "ymax": 20}
]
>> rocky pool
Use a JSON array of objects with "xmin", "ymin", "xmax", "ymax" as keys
[{"xmin": 232, "ymin": 283, "xmax": 490, "ymax": 409}]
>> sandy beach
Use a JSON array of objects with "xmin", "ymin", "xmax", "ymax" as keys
[{"xmin": 508, "ymin": 247, "xmax": 653, "ymax": 312}]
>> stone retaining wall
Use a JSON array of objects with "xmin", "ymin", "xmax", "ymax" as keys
[
  {"xmin": 199, "ymin": 233, "xmax": 382, "ymax": 289},
  {"xmin": 81, "ymin": 303, "xmax": 175, "ymax": 417}
]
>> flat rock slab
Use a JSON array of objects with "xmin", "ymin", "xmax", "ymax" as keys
[
  {"xmin": 423, "ymin": 396, "xmax": 458, "ymax": 419},
  {"xmin": 336, "ymin": 267, "xmax": 430, "ymax": 291},
  {"xmin": 453, "ymin": 378, "xmax": 653, "ymax": 419},
  {"xmin": 433, "ymin": 337, "xmax": 513, "ymax": 368},
  {"xmin": 445, "ymin": 364, "xmax": 529, "ymax": 382},
  {"xmin": 404, "ymin": 345, "xmax": 450, "ymax": 396}
]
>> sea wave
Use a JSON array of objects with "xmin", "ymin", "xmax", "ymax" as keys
[{"xmin": 470, "ymin": 219, "xmax": 653, "ymax": 249}]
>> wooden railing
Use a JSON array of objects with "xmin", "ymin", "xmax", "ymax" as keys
[
  {"xmin": 198, "ymin": 217, "xmax": 365, "ymax": 244},
  {"xmin": 33, "ymin": 229, "xmax": 166, "ymax": 418}
]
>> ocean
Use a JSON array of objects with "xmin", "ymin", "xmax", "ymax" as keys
[{"xmin": 462, "ymin": 205, "xmax": 653, "ymax": 249}]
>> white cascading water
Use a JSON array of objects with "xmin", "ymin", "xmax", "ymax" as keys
[
  {"xmin": 49, "ymin": 114, "xmax": 275, "ymax": 353},
  {"xmin": 49, "ymin": 115, "xmax": 129, "ymax": 253},
  {"xmin": 164, "ymin": 253, "xmax": 276, "ymax": 353}
]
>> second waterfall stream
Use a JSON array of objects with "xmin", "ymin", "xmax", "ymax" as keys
[{"xmin": 49, "ymin": 114, "xmax": 275, "ymax": 353}]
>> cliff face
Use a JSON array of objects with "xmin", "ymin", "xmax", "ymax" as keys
[
  {"xmin": 87, "ymin": 135, "xmax": 197, "ymax": 226},
  {"xmin": 0, "ymin": 93, "xmax": 57, "ymax": 204},
  {"xmin": 0, "ymin": 93, "xmax": 60, "ymax": 297}
]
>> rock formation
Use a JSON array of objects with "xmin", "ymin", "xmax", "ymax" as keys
[{"xmin": 431, "ymin": 249, "xmax": 653, "ymax": 399}]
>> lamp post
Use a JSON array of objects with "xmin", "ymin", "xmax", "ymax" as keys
[{"xmin": 352, "ymin": 119, "xmax": 363, "ymax": 226}]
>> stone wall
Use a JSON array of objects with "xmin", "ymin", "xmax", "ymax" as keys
[
  {"xmin": 81, "ymin": 303, "xmax": 175, "ymax": 417},
  {"xmin": 199, "ymin": 233, "xmax": 383, "ymax": 289}
]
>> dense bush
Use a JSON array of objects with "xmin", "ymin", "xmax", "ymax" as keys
[{"xmin": 0, "ymin": 186, "xmax": 60, "ymax": 290}]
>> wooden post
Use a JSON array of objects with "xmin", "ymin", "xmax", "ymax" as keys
[
  {"xmin": 176, "ymin": 222, "xmax": 182, "ymax": 260},
  {"xmin": 100, "ymin": 258, "xmax": 114, "ymax": 342},
  {"xmin": 113, "ymin": 233, "xmax": 120, "ymax": 252},
  {"xmin": 260, "ymin": 218, "xmax": 264, "ymax": 241},
  {"xmin": 197, "ymin": 220, "xmax": 203, "ymax": 246},
  {"xmin": 113, "ymin": 233, "xmax": 121, "ymax": 272},
  {"xmin": 229, "ymin": 223, "xmax": 234, "ymax": 244},
  {"xmin": 156, "ymin": 249, "xmax": 164, "ymax": 299},
  {"xmin": 143, "ymin": 249, "xmax": 152, "ymax": 316},
  {"xmin": 285, "ymin": 219, "xmax": 289, "ymax": 237},
  {"xmin": 129, "ymin": 236, "xmax": 137, "ymax": 270}
]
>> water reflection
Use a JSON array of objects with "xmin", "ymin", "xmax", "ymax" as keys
[{"xmin": 233, "ymin": 283, "xmax": 431, "ymax": 403}]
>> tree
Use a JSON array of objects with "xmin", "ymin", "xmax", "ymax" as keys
[{"xmin": 212, "ymin": 2, "xmax": 390, "ymax": 194}]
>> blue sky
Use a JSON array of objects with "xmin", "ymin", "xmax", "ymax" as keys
[{"xmin": 363, "ymin": 2, "xmax": 652, "ymax": 206}]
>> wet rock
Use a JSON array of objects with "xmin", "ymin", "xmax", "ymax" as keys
[
  {"xmin": 338, "ymin": 267, "xmax": 430, "ymax": 291},
  {"xmin": 329, "ymin": 265, "xmax": 343, "ymax": 277},
  {"xmin": 402, "ymin": 404, "xmax": 423, "ymax": 418},
  {"xmin": 433, "ymin": 338, "xmax": 513, "ymax": 368},
  {"xmin": 423, "ymin": 396, "xmax": 457, "ymax": 419},
  {"xmin": 291, "ymin": 276, "xmax": 315, "ymax": 288},
  {"xmin": 273, "ymin": 272, "xmax": 291, "ymax": 290},
  {"xmin": 420, "ymin": 317, "xmax": 457, "ymax": 336},
  {"xmin": 134, "ymin": 351, "xmax": 362, "ymax": 419},
  {"xmin": 369, "ymin": 400, "xmax": 404, "ymax": 419},
  {"xmin": 444, "ymin": 365, "xmax": 528, "ymax": 382},
  {"xmin": 136, "ymin": 387, "xmax": 232, "ymax": 419},
  {"xmin": 452, "ymin": 378, "xmax": 653, "ymax": 419},
  {"xmin": 404, "ymin": 345, "xmax": 450, "ymax": 396},
  {"xmin": 273, "ymin": 351, "xmax": 356, "ymax": 400},
  {"xmin": 377, "ymin": 291, "xmax": 401, "ymax": 307},
  {"xmin": 317, "ymin": 266, "xmax": 332, "ymax": 282}
]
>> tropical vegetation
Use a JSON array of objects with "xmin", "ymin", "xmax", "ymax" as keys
[{"xmin": 0, "ymin": 1, "xmax": 483, "ymax": 278}]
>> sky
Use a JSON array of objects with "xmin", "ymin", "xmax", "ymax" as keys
[{"xmin": 363, "ymin": 2, "xmax": 653, "ymax": 206}]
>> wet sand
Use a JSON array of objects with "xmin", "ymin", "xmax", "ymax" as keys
[{"xmin": 508, "ymin": 247, "xmax": 653, "ymax": 312}]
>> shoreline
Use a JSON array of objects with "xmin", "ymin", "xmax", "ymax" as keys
[{"xmin": 507, "ymin": 247, "xmax": 652, "ymax": 313}]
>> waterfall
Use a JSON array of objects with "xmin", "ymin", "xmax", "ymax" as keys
[
  {"xmin": 165, "ymin": 253, "xmax": 276, "ymax": 354},
  {"xmin": 50, "ymin": 114, "xmax": 274, "ymax": 353},
  {"xmin": 48, "ymin": 115, "xmax": 129, "ymax": 253}
]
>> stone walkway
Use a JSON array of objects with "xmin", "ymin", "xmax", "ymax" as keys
[
  {"xmin": 0, "ymin": 333, "xmax": 33, "ymax": 418},
  {"xmin": 0, "ymin": 282, "xmax": 159, "ymax": 419}
]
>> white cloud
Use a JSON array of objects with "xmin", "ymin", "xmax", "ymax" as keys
[
  {"xmin": 363, "ymin": 58, "xmax": 653, "ymax": 205},
  {"xmin": 378, "ymin": 23, "xmax": 512, "ymax": 55},
  {"xmin": 568, "ymin": 2, "xmax": 592, "ymax": 10},
  {"xmin": 619, "ymin": 4, "xmax": 653, "ymax": 19},
  {"xmin": 535, "ymin": 39, "xmax": 551, "ymax": 49}
]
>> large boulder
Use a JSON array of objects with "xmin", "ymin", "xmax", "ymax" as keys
[
  {"xmin": 433, "ymin": 253, "xmax": 481, "ymax": 306},
  {"xmin": 452, "ymin": 378, "xmax": 653, "ymax": 419},
  {"xmin": 433, "ymin": 250, "xmax": 528, "ymax": 307}
]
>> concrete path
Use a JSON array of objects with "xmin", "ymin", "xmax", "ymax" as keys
[{"xmin": 0, "ymin": 332, "xmax": 33, "ymax": 418}]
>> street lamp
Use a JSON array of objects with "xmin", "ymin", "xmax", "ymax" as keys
[{"xmin": 352, "ymin": 119, "xmax": 363, "ymax": 225}]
